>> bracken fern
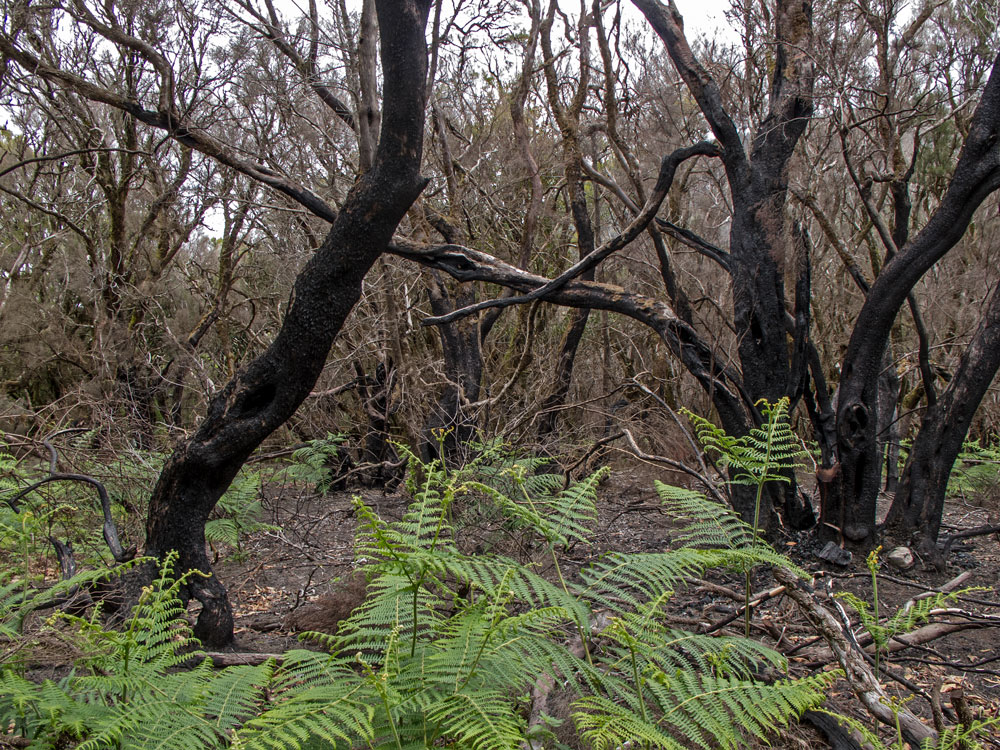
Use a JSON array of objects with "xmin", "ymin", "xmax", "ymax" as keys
[{"xmin": 2, "ymin": 445, "xmax": 836, "ymax": 750}]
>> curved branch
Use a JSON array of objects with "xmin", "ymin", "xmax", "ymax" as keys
[
  {"xmin": 390, "ymin": 240, "xmax": 752, "ymax": 433},
  {"xmin": 631, "ymin": 0, "xmax": 748, "ymax": 183},
  {"xmin": 0, "ymin": 36, "xmax": 339, "ymax": 223},
  {"xmin": 234, "ymin": 0, "xmax": 358, "ymax": 131},
  {"xmin": 5, "ymin": 474, "xmax": 134, "ymax": 563},
  {"xmin": 582, "ymin": 159, "xmax": 732, "ymax": 272},
  {"xmin": 424, "ymin": 142, "xmax": 720, "ymax": 325}
]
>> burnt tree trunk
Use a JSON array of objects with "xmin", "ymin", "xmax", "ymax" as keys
[
  {"xmin": 634, "ymin": 0, "xmax": 815, "ymax": 531},
  {"xmin": 144, "ymin": 0, "xmax": 432, "ymax": 646},
  {"xmin": 826, "ymin": 57, "xmax": 1000, "ymax": 549},
  {"xmin": 884, "ymin": 283, "xmax": 1000, "ymax": 558},
  {"xmin": 421, "ymin": 274, "xmax": 483, "ymax": 465}
]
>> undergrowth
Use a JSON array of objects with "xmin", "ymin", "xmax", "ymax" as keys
[{"xmin": 1, "ymin": 441, "xmax": 835, "ymax": 749}]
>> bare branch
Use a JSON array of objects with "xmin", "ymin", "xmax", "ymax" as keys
[{"xmin": 423, "ymin": 142, "xmax": 720, "ymax": 325}]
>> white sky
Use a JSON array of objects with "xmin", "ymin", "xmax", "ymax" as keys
[{"xmin": 650, "ymin": 0, "xmax": 736, "ymax": 40}]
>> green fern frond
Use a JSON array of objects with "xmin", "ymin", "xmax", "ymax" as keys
[
  {"xmin": 601, "ymin": 612, "xmax": 787, "ymax": 680},
  {"xmin": 576, "ymin": 670, "xmax": 836, "ymax": 750},
  {"xmin": 934, "ymin": 715, "xmax": 1000, "ymax": 750},
  {"xmin": 469, "ymin": 466, "xmax": 606, "ymax": 549},
  {"xmin": 235, "ymin": 680, "xmax": 374, "ymax": 750},
  {"xmin": 198, "ymin": 660, "xmax": 275, "ymax": 732},
  {"xmin": 655, "ymin": 482, "xmax": 756, "ymax": 549},
  {"xmin": 578, "ymin": 549, "xmax": 723, "ymax": 611},
  {"xmin": 681, "ymin": 397, "xmax": 805, "ymax": 486},
  {"xmin": 279, "ymin": 433, "xmax": 347, "ymax": 493},
  {"xmin": 424, "ymin": 691, "xmax": 527, "ymax": 750},
  {"xmin": 205, "ymin": 517, "xmax": 241, "ymax": 549},
  {"xmin": 884, "ymin": 589, "xmax": 980, "ymax": 637}
]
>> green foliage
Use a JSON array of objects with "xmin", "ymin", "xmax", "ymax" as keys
[
  {"xmin": 1, "ymin": 446, "xmax": 834, "ymax": 749},
  {"xmin": 836, "ymin": 547, "xmax": 984, "ymax": 680},
  {"xmin": 681, "ymin": 398, "xmax": 805, "ymax": 491},
  {"xmin": 945, "ymin": 437, "xmax": 1000, "ymax": 500},
  {"xmin": 1, "ymin": 554, "xmax": 275, "ymax": 749},
  {"xmin": 277, "ymin": 433, "xmax": 347, "ymax": 494},
  {"xmin": 680, "ymin": 399, "xmax": 807, "ymax": 635},
  {"xmin": 205, "ymin": 468, "xmax": 279, "ymax": 559}
]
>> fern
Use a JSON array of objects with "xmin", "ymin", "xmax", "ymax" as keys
[
  {"xmin": 575, "ymin": 671, "xmax": 836, "ymax": 750},
  {"xmin": 279, "ymin": 432, "xmax": 348, "ymax": 494},
  {"xmin": 837, "ymin": 547, "xmax": 984, "ymax": 680},
  {"xmin": 2, "ymin": 446, "xmax": 835, "ymax": 750},
  {"xmin": 0, "ymin": 554, "xmax": 278, "ymax": 750},
  {"xmin": 682, "ymin": 397, "xmax": 805, "ymax": 491},
  {"xmin": 680, "ymin": 398, "xmax": 807, "ymax": 635},
  {"xmin": 205, "ymin": 469, "xmax": 279, "ymax": 559}
]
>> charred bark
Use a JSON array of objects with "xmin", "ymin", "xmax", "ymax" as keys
[
  {"xmin": 884, "ymin": 283, "xmax": 1000, "ymax": 559},
  {"xmin": 826, "ymin": 55, "xmax": 1000, "ymax": 549},
  {"xmin": 144, "ymin": 0, "xmax": 432, "ymax": 646},
  {"xmin": 421, "ymin": 274, "xmax": 484, "ymax": 465},
  {"xmin": 633, "ymin": 0, "xmax": 815, "ymax": 530}
]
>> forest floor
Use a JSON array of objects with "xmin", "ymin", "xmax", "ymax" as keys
[{"xmin": 211, "ymin": 466, "xmax": 1000, "ymax": 749}]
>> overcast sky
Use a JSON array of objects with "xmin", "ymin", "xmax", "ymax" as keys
[{"xmin": 651, "ymin": 0, "xmax": 735, "ymax": 40}]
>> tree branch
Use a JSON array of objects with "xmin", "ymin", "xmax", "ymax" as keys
[{"xmin": 423, "ymin": 142, "xmax": 719, "ymax": 325}]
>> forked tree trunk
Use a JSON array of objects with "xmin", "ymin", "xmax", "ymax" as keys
[
  {"xmin": 634, "ymin": 0, "xmax": 816, "ymax": 532},
  {"xmin": 884, "ymin": 283, "xmax": 1000, "ymax": 558},
  {"xmin": 825, "ymin": 59, "xmax": 1000, "ymax": 549},
  {"xmin": 144, "ymin": 0, "xmax": 432, "ymax": 646}
]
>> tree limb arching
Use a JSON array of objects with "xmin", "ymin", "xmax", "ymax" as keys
[
  {"xmin": 423, "ymin": 141, "xmax": 720, "ymax": 326},
  {"xmin": 390, "ymin": 240, "xmax": 753, "ymax": 437},
  {"xmin": 5, "ymin": 473, "xmax": 134, "ymax": 564}
]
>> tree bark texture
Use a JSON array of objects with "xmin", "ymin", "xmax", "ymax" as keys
[
  {"xmin": 884, "ymin": 283, "xmax": 1000, "ymax": 556},
  {"xmin": 633, "ymin": 0, "xmax": 815, "ymax": 529},
  {"xmin": 536, "ymin": 2, "xmax": 596, "ymax": 440},
  {"xmin": 144, "ymin": 0, "xmax": 432, "ymax": 645},
  {"xmin": 826, "ymin": 54, "xmax": 1000, "ymax": 549},
  {"xmin": 422, "ymin": 275, "xmax": 484, "ymax": 464}
]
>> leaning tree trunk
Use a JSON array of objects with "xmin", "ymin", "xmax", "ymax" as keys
[
  {"xmin": 883, "ymin": 283, "xmax": 1000, "ymax": 559},
  {"xmin": 825, "ymin": 58, "xmax": 1000, "ymax": 550},
  {"xmin": 144, "ymin": 0, "xmax": 432, "ymax": 646}
]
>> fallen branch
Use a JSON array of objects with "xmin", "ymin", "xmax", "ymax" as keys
[
  {"xmin": 940, "ymin": 523, "xmax": 1000, "ymax": 558},
  {"xmin": 797, "ymin": 620, "xmax": 986, "ymax": 663},
  {"xmin": 773, "ymin": 566, "xmax": 938, "ymax": 747},
  {"xmin": 704, "ymin": 583, "xmax": 788, "ymax": 634},
  {"xmin": 200, "ymin": 651, "xmax": 284, "ymax": 667},
  {"xmin": 6, "ymin": 473, "xmax": 134, "ymax": 563}
]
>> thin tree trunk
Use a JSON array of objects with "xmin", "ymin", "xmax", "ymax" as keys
[{"xmin": 536, "ymin": 1, "xmax": 596, "ymax": 441}]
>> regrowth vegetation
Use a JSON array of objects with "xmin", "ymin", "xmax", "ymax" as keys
[{"xmin": 2, "ymin": 448, "xmax": 838, "ymax": 749}]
